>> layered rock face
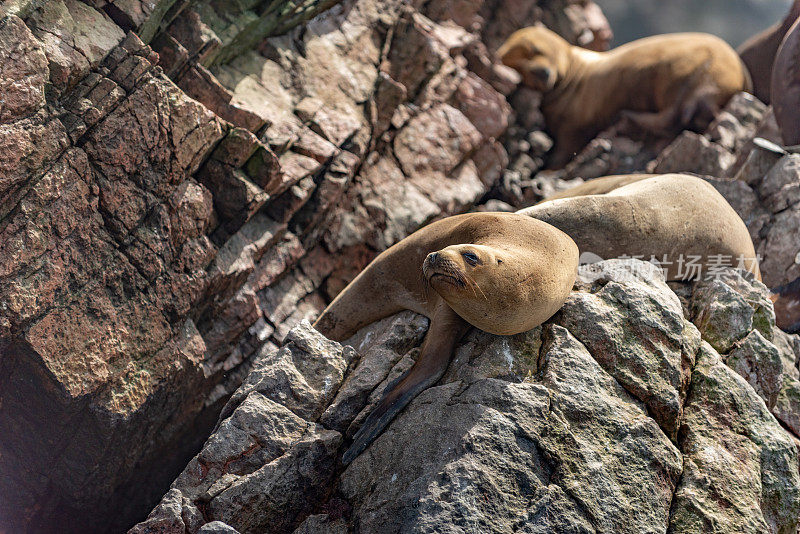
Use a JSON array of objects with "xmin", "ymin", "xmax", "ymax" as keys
[
  {"xmin": 132, "ymin": 261, "xmax": 800, "ymax": 533},
  {"xmin": 0, "ymin": 0, "xmax": 606, "ymax": 532}
]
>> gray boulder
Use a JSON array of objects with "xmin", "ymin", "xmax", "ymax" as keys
[{"xmin": 132, "ymin": 261, "xmax": 800, "ymax": 533}]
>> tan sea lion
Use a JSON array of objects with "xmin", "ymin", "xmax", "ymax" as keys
[
  {"xmin": 519, "ymin": 174, "xmax": 761, "ymax": 281},
  {"xmin": 313, "ymin": 213, "xmax": 579, "ymax": 463},
  {"xmin": 737, "ymin": 0, "xmax": 800, "ymax": 105},
  {"xmin": 543, "ymin": 173, "xmax": 653, "ymax": 201},
  {"xmin": 497, "ymin": 27, "xmax": 752, "ymax": 168}
]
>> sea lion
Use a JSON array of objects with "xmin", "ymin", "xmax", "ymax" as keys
[
  {"xmin": 737, "ymin": 0, "xmax": 800, "ymax": 105},
  {"xmin": 543, "ymin": 173, "xmax": 653, "ymax": 201},
  {"xmin": 497, "ymin": 27, "xmax": 752, "ymax": 169},
  {"xmin": 313, "ymin": 213, "xmax": 579, "ymax": 463},
  {"xmin": 771, "ymin": 15, "xmax": 800, "ymax": 145},
  {"xmin": 519, "ymin": 174, "xmax": 761, "ymax": 281},
  {"xmin": 771, "ymin": 277, "xmax": 800, "ymax": 334}
]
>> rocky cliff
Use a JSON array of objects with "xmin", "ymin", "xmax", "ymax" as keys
[
  {"xmin": 132, "ymin": 261, "xmax": 800, "ymax": 533},
  {"xmin": 3, "ymin": 0, "xmax": 800, "ymax": 532},
  {"xmin": 0, "ymin": 0, "xmax": 611, "ymax": 531}
]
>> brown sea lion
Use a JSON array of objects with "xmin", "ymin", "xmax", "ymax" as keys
[
  {"xmin": 771, "ymin": 277, "xmax": 800, "ymax": 334},
  {"xmin": 520, "ymin": 173, "xmax": 761, "ymax": 281},
  {"xmin": 771, "ymin": 16, "xmax": 800, "ymax": 145},
  {"xmin": 738, "ymin": 0, "xmax": 800, "ymax": 105},
  {"xmin": 314, "ymin": 213, "xmax": 579, "ymax": 463},
  {"xmin": 497, "ymin": 27, "xmax": 752, "ymax": 169}
]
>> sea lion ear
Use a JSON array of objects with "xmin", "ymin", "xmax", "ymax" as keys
[{"xmin": 497, "ymin": 43, "xmax": 520, "ymax": 65}]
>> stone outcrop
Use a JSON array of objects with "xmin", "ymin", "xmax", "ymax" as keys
[
  {"xmin": 132, "ymin": 261, "xmax": 800, "ymax": 533},
  {"xmin": 0, "ymin": 0, "xmax": 609, "ymax": 531}
]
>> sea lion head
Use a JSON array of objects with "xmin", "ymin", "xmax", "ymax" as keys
[
  {"xmin": 423, "ymin": 242, "xmax": 571, "ymax": 336},
  {"xmin": 497, "ymin": 26, "xmax": 571, "ymax": 92}
]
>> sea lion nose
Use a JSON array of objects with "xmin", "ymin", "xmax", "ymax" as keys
[
  {"xmin": 428, "ymin": 252, "xmax": 439, "ymax": 265},
  {"xmin": 532, "ymin": 66, "xmax": 552, "ymax": 82}
]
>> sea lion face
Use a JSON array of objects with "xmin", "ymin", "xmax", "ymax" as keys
[
  {"xmin": 423, "ymin": 243, "xmax": 558, "ymax": 336},
  {"xmin": 497, "ymin": 26, "xmax": 571, "ymax": 92},
  {"xmin": 423, "ymin": 244, "xmax": 499, "ymax": 294}
]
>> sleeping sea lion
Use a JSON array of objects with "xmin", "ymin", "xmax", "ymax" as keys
[
  {"xmin": 497, "ymin": 27, "xmax": 752, "ymax": 168},
  {"xmin": 313, "ymin": 213, "xmax": 579, "ymax": 463},
  {"xmin": 519, "ymin": 173, "xmax": 761, "ymax": 281}
]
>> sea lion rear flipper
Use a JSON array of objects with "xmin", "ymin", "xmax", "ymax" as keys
[{"xmin": 342, "ymin": 303, "xmax": 469, "ymax": 464}]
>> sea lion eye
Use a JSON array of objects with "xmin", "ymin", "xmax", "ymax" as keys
[{"xmin": 462, "ymin": 251, "xmax": 479, "ymax": 266}]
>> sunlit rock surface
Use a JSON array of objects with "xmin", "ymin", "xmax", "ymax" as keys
[{"xmin": 133, "ymin": 261, "xmax": 800, "ymax": 534}]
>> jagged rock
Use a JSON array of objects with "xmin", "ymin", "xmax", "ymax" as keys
[
  {"xmin": 27, "ymin": 0, "xmax": 125, "ymax": 90},
  {"xmin": 292, "ymin": 514, "xmax": 348, "ymax": 534},
  {"xmin": 670, "ymin": 342, "xmax": 800, "ymax": 533},
  {"xmin": 557, "ymin": 260, "xmax": 695, "ymax": 441},
  {"xmin": 134, "ymin": 260, "xmax": 800, "ymax": 534},
  {"xmin": 649, "ymin": 131, "xmax": 736, "ymax": 176},
  {"xmin": 320, "ymin": 311, "xmax": 430, "ymax": 433},
  {"xmin": 198, "ymin": 522, "xmax": 241, "ymax": 534},
  {"xmin": 0, "ymin": 15, "xmax": 48, "ymax": 124}
]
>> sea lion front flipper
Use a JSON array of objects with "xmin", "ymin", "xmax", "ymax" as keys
[{"xmin": 342, "ymin": 302, "xmax": 469, "ymax": 464}]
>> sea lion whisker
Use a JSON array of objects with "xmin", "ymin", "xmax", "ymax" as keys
[
  {"xmin": 421, "ymin": 272, "xmax": 430, "ymax": 301},
  {"xmin": 468, "ymin": 276, "xmax": 489, "ymax": 301}
]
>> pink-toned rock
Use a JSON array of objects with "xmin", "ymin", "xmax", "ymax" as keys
[
  {"xmin": 212, "ymin": 127, "xmax": 260, "ymax": 168},
  {"xmin": 85, "ymin": 74, "xmax": 224, "ymax": 198},
  {"xmin": 0, "ymin": 15, "xmax": 48, "ymax": 123},
  {"xmin": 295, "ymin": 96, "xmax": 362, "ymax": 147},
  {"xmin": 369, "ymin": 72, "xmax": 407, "ymax": 139},
  {"xmin": 394, "ymin": 104, "xmax": 482, "ymax": 177},
  {"xmin": 288, "ymin": 124, "xmax": 340, "ymax": 164},
  {"xmin": 453, "ymin": 72, "xmax": 511, "ymax": 139},
  {"xmin": 176, "ymin": 65, "xmax": 267, "ymax": 132},
  {"xmin": 292, "ymin": 150, "xmax": 360, "ymax": 237},
  {"xmin": 386, "ymin": 12, "xmax": 452, "ymax": 98},
  {"xmin": 243, "ymin": 143, "xmax": 282, "ymax": 193},
  {"xmin": 0, "ymin": 113, "xmax": 69, "ymax": 205},
  {"xmin": 199, "ymin": 160, "xmax": 268, "ymax": 235},
  {"xmin": 462, "ymin": 40, "xmax": 521, "ymax": 95},
  {"xmin": 273, "ymin": 151, "xmax": 324, "ymax": 196},
  {"xmin": 250, "ymin": 232, "xmax": 306, "ymax": 291},
  {"xmin": 27, "ymin": 0, "xmax": 125, "ymax": 91},
  {"xmin": 164, "ymin": 9, "xmax": 221, "ymax": 65}
]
